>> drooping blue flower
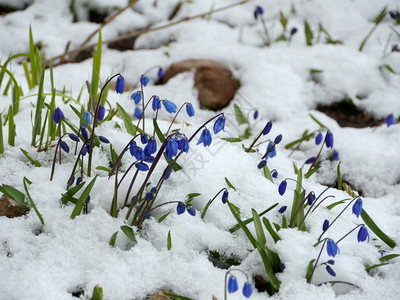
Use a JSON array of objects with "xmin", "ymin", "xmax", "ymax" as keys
[
  {"xmin": 52, "ymin": 107, "xmax": 65, "ymax": 124},
  {"xmin": 266, "ymin": 142, "xmax": 276, "ymax": 159},
  {"xmin": 352, "ymin": 198, "xmax": 363, "ymax": 218},
  {"xmin": 141, "ymin": 74, "xmax": 150, "ymax": 87},
  {"xmin": 326, "ymin": 239, "xmax": 340, "ymax": 257},
  {"xmin": 213, "ymin": 115, "xmax": 226, "ymax": 134},
  {"xmin": 144, "ymin": 155, "xmax": 155, "ymax": 163},
  {"xmin": 157, "ymin": 67, "xmax": 164, "ymax": 80},
  {"xmin": 257, "ymin": 160, "xmax": 267, "ymax": 169},
  {"xmin": 151, "ymin": 187, "xmax": 157, "ymax": 194},
  {"xmin": 81, "ymin": 127, "xmax": 89, "ymax": 141},
  {"xmin": 83, "ymin": 111, "xmax": 91, "ymax": 127},
  {"xmin": 327, "ymin": 260, "xmax": 335, "ymax": 265},
  {"xmin": 187, "ymin": 207, "xmax": 196, "ymax": 216},
  {"xmin": 165, "ymin": 138, "xmax": 178, "ymax": 159},
  {"xmin": 176, "ymin": 134, "xmax": 189, "ymax": 152},
  {"xmin": 129, "ymin": 141, "xmax": 137, "ymax": 156},
  {"xmin": 134, "ymin": 107, "xmax": 143, "ymax": 119},
  {"xmin": 131, "ymin": 91, "xmax": 142, "ymax": 105},
  {"xmin": 115, "ymin": 75, "xmax": 125, "ymax": 94},
  {"xmin": 278, "ymin": 206, "xmax": 287, "ymax": 213},
  {"xmin": 222, "ymin": 190, "xmax": 229, "ymax": 204},
  {"xmin": 357, "ymin": 225, "xmax": 370, "ymax": 242},
  {"xmin": 81, "ymin": 144, "xmax": 90, "ymax": 156},
  {"xmin": 186, "ymin": 103, "xmax": 195, "ymax": 117},
  {"xmin": 144, "ymin": 137, "xmax": 157, "ymax": 156},
  {"xmin": 99, "ymin": 136, "xmax": 110, "ymax": 143},
  {"xmin": 263, "ymin": 121, "xmax": 272, "ymax": 135},
  {"xmin": 326, "ymin": 265, "xmax": 336, "ymax": 277},
  {"xmin": 384, "ymin": 113, "xmax": 394, "ymax": 127},
  {"xmin": 242, "ymin": 282, "xmax": 253, "ymax": 298},
  {"xmin": 76, "ymin": 177, "xmax": 82, "ymax": 185},
  {"xmin": 163, "ymin": 99, "xmax": 177, "ymax": 113},
  {"xmin": 315, "ymin": 132, "xmax": 323, "ymax": 145},
  {"xmin": 145, "ymin": 192, "xmax": 154, "ymax": 201},
  {"xmin": 197, "ymin": 128, "xmax": 212, "ymax": 147},
  {"xmin": 322, "ymin": 219, "xmax": 329, "ymax": 232},
  {"xmin": 68, "ymin": 133, "xmax": 80, "ymax": 142},
  {"xmin": 254, "ymin": 5, "xmax": 264, "ymax": 19},
  {"xmin": 306, "ymin": 192, "xmax": 316, "ymax": 205},
  {"xmin": 333, "ymin": 150, "xmax": 339, "ymax": 161},
  {"xmin": 60, "ymin": 141, "xmax": 69, "ymax": 153},
  {"xmin": 98, "ymin": 105, "xmax": 105, "ymax": 121},
  {"xmin": 177, "ymin": 202, "xmax": 186, "ymax": 215},
  {"xmin": 253, "ymin": 110, "xmax": 259, "ymax": 120},
  {"xmin": 152, "ymin": 96, "xmax": 161, "ymax": 111},
  {"xmin": 280, "ymin": 263, "xmax": 286, "ymax": 271},
  {"xmin": 164, "ymin": 166, "xmax": 172, "ymax": 180},
  {"xmin": 305, "ymin": 157, "xmax": 316, "ymax": 164},
  {"xmin": 325, "ymin": 130, "xmax": 334, "ymax": 148},
  {"xmin": 140, "ymin": 133, "xmax": 149, "ymax": 144},
  {"xmin": 227, "ymin": 275, "xmax": 239, "ymax": 293},
  {"xmin": 278, "ymin": 180, "xmax": 287, "ymax": 196},
  {"xmin": 272, "ymin": 170, "xmax": 278, "ymax": 178},
  {"xmin": 274, "ymin": 134, "xmax": 283, "ymax": 144},
  {"xmin": 135, "ymin": 162, "xmax": 149, "ymax": 171},
  {"xmin": 290, "ymin": 27, "xmax": 298, "ymax": 36}
]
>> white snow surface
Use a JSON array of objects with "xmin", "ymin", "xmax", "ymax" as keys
[{"xmin": 0, "ymin": 0, "xmax": 400, "ymax": 299}]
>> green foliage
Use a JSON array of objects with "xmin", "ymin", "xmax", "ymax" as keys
[
  {"xmin": 20, "ymin": 148, "xmax": 42, "ymax": 167},
  {"xmin": 89, "ymin": 31, "xmax": 102, "ymax": 111},
  {"xmin": 304, "ymin": 20, "xmax": 314, "ymax": 46},
  {"xmin": 121, "ymin": 225, "xmax": 137, "ymax": 242},
  {"xmin": 90, "ymin": 285, "xmax": 103, "ymax": 300},
  {"xmin": 70, "ymin": 176, "xmax": 98, "ymax": 219},
  {"xmin": 167, "ymin": 230, "xmax": 172, "ymax": 250}
]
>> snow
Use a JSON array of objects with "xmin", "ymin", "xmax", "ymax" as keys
[{"xmin": 0, "ymin": 0, "xmax": 400, "ymax": 299}]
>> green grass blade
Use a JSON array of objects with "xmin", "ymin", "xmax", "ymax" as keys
[
  {"xmin": 304, "ymin": 20, "xmax": 314, "ymax": 46},
  {"xmin": 23, "ymin": 177, "xmax": 44, "ymax": 225},
  {"xmin": 252, "ymin": 209, "xmax": 266, "ymax": 246},
  {"xmin": 233, "ymin": 103, "xmax": 248, "ymax": 125},
  {"xmin": 337, "ymin": 161, "xmax": 342, "ymax": 190},
  {"xmin": 116, "ymin": 103, "xmax": 140, "ymax": 135},
  {"xmin": 361, "ymin": 209, "xmax": 396, "ymax": 248},
  {"xmin": 90, "ymin": 31, "xmax": 102, "ymax": 111},
  {"xmin": 157, "ymin": 212, "xmax": 170, "ymax": 223},
  {"xmin": 31, "ymin": 68, "xmax": 45, "ymax": 146},
  {"xmin": 153, "ymin": 118, "xmax": 165, "ymax": 142},
  {"xmin": 22, "ymin": 60, "xmax": 33, "ymax": 89},
  {"xmin": 71, "ymin": 176, "xmax": 97, "ymax": 219},
  {"xmin": 162, "ymin": 292, "xmax": 193, "ymax": 300},
  {"xmin": 263, "ymin": 217, "xmax": 281, "ymax": 243},
  {"xmin": 7, "ymin": 106, "xmax": 15, "ymax": 146},
  {"xmin": 224, "ymin": 177, "xmax": 236, "ymax": 191},
  {"xmin": 20, "ymin": 148, "xmax": 41, "ymax": 167},
  {"xmin": 0, "ymin": 184, "xmax": 27, "ymax": 207},
  {"xmin": 29, "ymin": 26, "xmax": 37, "ymax": 86},
  {"xmin": 0, "ymin": 113, "xmax": 3, "ymax": 154},
  {"xmin": 305, "ymin": 259, "xmax": 316, "ymax": 283},
  {"xmin": 167, "ymin": 230, "xmax": 172, "ymax": 250},
  {"xmin": 109, "ymin": 231, "xmax": 118, "ymax": 247},
  {"xmin": 305, "ymin": 166, "xmax": 321, "ymax": 179},
  {"xmin": 60, "ymin": 182, "xmax": 86, "ymax": 205}
]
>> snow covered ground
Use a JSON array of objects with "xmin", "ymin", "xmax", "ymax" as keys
[{"xmin": 0, "ymin": 0, "xmax": 399, "ymax": 299}]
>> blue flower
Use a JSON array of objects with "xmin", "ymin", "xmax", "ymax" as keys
[
  {"xmin": 227, "ymin": 275, "xmax": 239, "ymax": 293},
  {"xmin": 384, "ymin": 113, "xmax": 394, "ymax": 127},
  {"xmin": 81, "ymin": 144, "xmax": 90, "ymax": 156},
  {"xmin": 177, "ymin": 202, "xmax": 186, "ymax": 215},
  {"xmin": 135, "ymin": 162, "xmax": 149, "ymax": 171},
  {"xmin": 187, "ymin": 207, "xmax": 196, "ymax": 216},
  {"xmin": 68, "ymin": 133, "xmax": 79, "ymax": 142},
  {"xmin": 305, "ymin": 157, "xmax": 316, "ymax": 164},
  {"xmin": 81, "ymin": 127, "xmax": 89, "ymax": 141},
  {"xmin": 272, "ymin": 170, "xmax": 278, "ymax": 178},
  {"xmin": 352, "ymin": 198, "xmax": 363, "ymax": 218},
  {"xmin": 242, "ymin": 282, "xmax": 253, "ymax": 298},
  {"xmin": 222, "ymin": 190, "xmax": 229, "ymax": 204},
  {"xmin": 131, "ymin": 91, "xmax": 142, "ymax": 105},
  {"xmin": 99, "ymin": 136, "xmax": 110, "ymax": 143},
  {"xmin": 135, "ymin": 148, "xmax": 145, "ymax": 161},
  {"xmin": 325, "ymin": 130, "xmax": 334, "ymax": 148},
  {"xmin": 197, "ymin": 128, "xmax": 212, "ymax": 147},
  {"xmin": 322, "ymin": 219, "xmax": 329, "ymax": 232},
  {"xmin": 254, "ymin": 5, "xmax": 264, "ymax": 19},
  {"xmin": 129, "ymin": 141, "xmax": 137, "ymax": 156},
  {"xmin": 144, "ymin": 137, "xmax": 157, "ymax": 156},
  {"xmin": 140, "ymin": 133, "xmax": 149, "ymax": 144},
  {"xmin": 152, "ymin": 96, "xmax": 161, "ymax": 111},
  {"xmin": 257, "ymin": 160, "xmax": 267, "ymax": 169},
  {"xmin": 83, "ymin": 111, "xmax": 91, "ymax": 127},
  {"xmin": 326, "ymin": 239, "xmax": 340, "ymax": 257},
  {"xmin": 52, "ymin": 107, "xmax": 65, "ymax": 124},
  {"xmin": 326, "ymin": 265, "xmax": 336, "ymax": 277},
  {"xmin": 290, "ymin": 27, "xmax": 298, "ymax": 36},
  {"xmin": 165, "ymin": 138, "xmax": 178, "ymax": 159},
  {"xmin": 306, "ymin": 192, "xmax": 315, "ymax": 205},
  {"xmin": 164, "ymin": 166, "xmax": 172, "ymax": 180},
  {"xmin": 315, "ymin": 132, "xmax": 323, "ymax": 145},
  {"xmin": 333, "ymin": 150, "xmax": 339, "ymax": 161},
  {"xmin": 278, "ymin": 206, "xmax": 287, "ymax": 213},
  {"xmin": 186, "ymin": 103, "xmax": 195, "ymax": 117},
  {"xmin": 141, "ymin": 74, "xmax": 150, "ymax": 87},
  {"xmin": 278, "ymin": 180, "xmax": 287, "ymax": 196},
  {"xmin": 274, "ymin": 134, "xmax": 283, "ymax": 144},
  {"xmin": 145, "ymin": 192, "xmax": 154, "ymax": 201},
  {"xmin": 213, "ymin": 115, "xmax": 226, "ymax": 134},
  {"xmin": 357, "ymin": 225, "xmax": 369, "ymax": 242},
  {"xmin": 253, "ymin": 110, "xmax": 259, "ymax": 119},
  {"xmin": 327, "ymin": 260, "xmax": 335, "ymax": 265},
  {"xmin": 98, "ymin": 105, "xmax": 105, "ymax": 121},
  {"xmin": 115, "ymin": 75, "xmax": 125, "ymax": 94},
  {"xmin": 263, "ymin": 121, "xmax": 272, "ymax": 135},
  {"xmin": 134, "ymin": 107, "xmax": 143, "ymax": 119},
  {"xmin": 60, "ymin": 141, "xmax": 69, "ymax": 153},
  {"xmin": 176, "ymin": 134, "xmax": 189, "ymax": 152},
  {"xmin": 163, "ymin": 99, "xmax": 177, "ymax": 113},
  {"xmin": 266, "ymin": 142, "xmax": 276, "ymax": 159},
  {"xmin": 157, "ymin": 67, "xmax": 164, "ymax": 80}
]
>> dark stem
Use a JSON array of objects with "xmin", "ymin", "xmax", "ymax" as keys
[{"xmin": 307, "ymin": 239, "xmax": 327, "ymax": 284}]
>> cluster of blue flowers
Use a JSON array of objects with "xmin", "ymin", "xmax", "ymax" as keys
[{"xmin": 225, "ymin": 269, "xmax": 253, "ymax": 299}]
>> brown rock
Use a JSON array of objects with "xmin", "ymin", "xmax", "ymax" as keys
[
  {"xmin": 0, "ymin": 194, "xmax": 29, "ymax": 218},
  {"xmin": 161, "ymin": 59, "xmax": 240, "ymax": 111}
]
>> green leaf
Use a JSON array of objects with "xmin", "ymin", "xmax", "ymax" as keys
[
  {"xmin": 234, "ymin": 103, "xmax": 248, "ymax": 125},
  {"xmin": 0, "ymin": 184, "xmax": 28, "ymax": 208},
  {"xmin": 239, "ymin": 127, "xmax": 252, "ymax": 140},
  {"xmin": 304, "ymin": 20, "xmax": 314, "ymax": 46},
  {"xmin": 109, "ymin": 232, "xmax": 118, "ymax": 247},
  {"xmin": 153, "ymin": 118, "xmax": 165, "ymax": 142},
  {"xmin": 373, "ymin": 6, "xmax": 388, "ymax": 24},
  {"xmin": 96, "ymin": 166, "xmax": 111, "ymax": 173},
  {"xmin": 263, "ymin": 165, "xmax": 274, "ymax": 183},
  {"xmin": 252, "ymin": 209, "xmax": 266, "ymax": 246},
  {"xmin": 162, "ymin": 292, "xmax": 193, "ymax": 300},
  {"xmin": 90, "ymin": 284, "xmax": 103, "ymax": 300},
  {"xmin": 225, "ymin": 177, "xmax": 236, "ymax": 191},
  {"xmin": 117, "ymin": 103, "xmax": 140, "ymax": 135},
  {"xmin": 305, "ymin": 166, "xmax": 321, "ymax": 179},
  {"xmin": 361, "ymin": 209, "xmax": 396, "ymax": 248},
  {"xmin": 337, "ymin": 161, "xmax": 342, "ymax": 190},
  {"xmin": 263, "ymin": 217, "xmax": 281, "ymax": 243},
  {"xmin": 60, "ymin": 182, "xmax": 86, "ymax": 205},
  {"xmin": 309, "ymin": 113, "xmax": 328, "ymax": 129},
  {"xmin": 90, "ymin": 31, "xmax": 102, "ymax": 111},
  {"xmin": 157, "ymin": 212, "xmax": 170, "ymax": 223},
  {"xmin": 120, "ymin": 225, "xmax": 137, "ymax": 242},
  {"xmin": 167, "ymin": 230, "xmax": 172, "ymax": 250},
  {"xmin": 284, "ymin": 130, "xmax": 312, "ymax": 149},
  {"xmin": 326, "ymin": 198, "xmax": 350, "ymax": 210},
  {"xmin": 365, "ymin": 262, "xmax": 389, "ymax": 272},
  {"xmin": 380, "ymin": 254, "xmax": 400, "ymax": 262},
  {"xmin": 23, "ymin": 177, "xmax": 44, "ymax": 225},
  {"xmin": 70, "ymin": 176, "xmax": 97, "ymax": 219},
  {"xmin": 0, "ymin": 113, "xmax": 3, "ymax": 154},
  {"xmin": 306, "ymin": 259, "xmax": 316, "ymax": 283},
  {"xmin": 7, "ymin": 106, "xmax": 15, "ymax": 146},
  {"xmin": 221, "ymin": 137, "xmax": 243, "ymax": 143},
  {"xmin": 382, "ymin": 64, "xmax": 396, "ymax": 74},
  {"xmin": 20, "ymin": 148, "xmax": 42, "ymax": 167},
  {"xmin": 31, "ymin": 68, "xmax": 45, "ymax": 146}
]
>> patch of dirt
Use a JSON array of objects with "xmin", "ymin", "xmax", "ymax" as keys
[
  {"xmin": 317, "ymin": 101, "xmax": 378, "ymax": 128},
  {"xmin": 147, "ymin": 290, "xmax": 172, "ymax": 300},
  {"xmin": 0, "ymin": 194, "xmax": 28, "ymax": 218},
  {"xmin": 0, "ymin": 1, "xmax": 32, "ymax": 15},
  {"xmin": 107, "ymin": 35, "xmax": 138, "ymax": 51}
]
